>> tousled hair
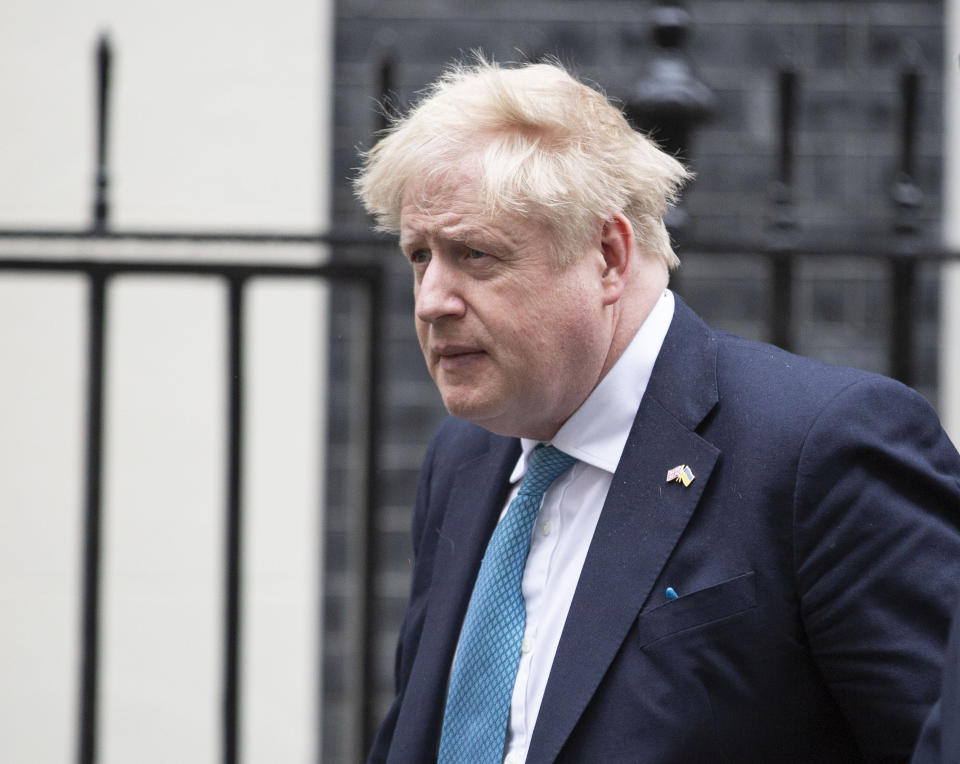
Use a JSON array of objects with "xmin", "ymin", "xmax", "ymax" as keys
[{"xmin": 353, "ymin": 56, "xmax": 690, "ymax": 268}]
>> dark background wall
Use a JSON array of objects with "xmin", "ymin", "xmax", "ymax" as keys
[{"xmin": 325, "ymin": 1, "xmax": 945, "ymax": 759}]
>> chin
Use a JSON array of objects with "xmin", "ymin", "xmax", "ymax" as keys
[
  {"xmin": 441, "ymin": 390, "xmax": 504, "ymax": 429},
  {"xmin": 445, "ymin": 402, "xmax": 540, "ymax": 439},
  {"xmin": 443, "ymin": 399, "xmax": 493, "ymax": 423}
]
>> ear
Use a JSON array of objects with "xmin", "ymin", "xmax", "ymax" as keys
[{"xmin": 599, "ymin": 213, "xmax": 633, "ymax": 306}]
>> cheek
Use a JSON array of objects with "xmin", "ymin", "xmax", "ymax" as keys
[
  {"xmin": 521, "ymin": 297, "xmax": 594, "ymax": 366},
  {"xmin": 487, "ymin": 270, "xmax": 602, "ymax": 368},
  {"xmin": 544, "ymin": 296, "xmax": 605, "ymax": 366}
]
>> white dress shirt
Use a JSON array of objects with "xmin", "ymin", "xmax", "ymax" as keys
[{"xmin": 500, "ymin": 289, "xmax": 675, "ymax": 764}]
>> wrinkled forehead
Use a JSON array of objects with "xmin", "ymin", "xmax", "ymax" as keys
[
  {"xmin": 400, "ymin": 180, "xmax": 531, "ymax": 257},
  {"xmin": 398, "ymin": 151, "xmax": 576, "ymax": 264},
  {"xmin": 400, "ymin": 156, "xmax": 484, "ymax": 213},
  {"xmin": 401, "ymin": 163, "xmax": 542, "ymax": 231}
]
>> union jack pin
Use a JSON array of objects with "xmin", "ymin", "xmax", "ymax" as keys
[{"xmin": 666, "ymin": 464, "xmax": 695, "ymax": 487}]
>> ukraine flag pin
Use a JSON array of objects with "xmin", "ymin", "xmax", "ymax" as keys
[{"xmin": 666, "ymin": 464, "xmax": 695, "ymax": 487}]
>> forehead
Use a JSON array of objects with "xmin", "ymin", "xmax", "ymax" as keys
[
  {"xmin": 401, "ymin": 165, "xmax": 483, "ymax": 220},
  {"xmin": 400, "ymin": 168, "xmax": 527, "ymax": 245}
]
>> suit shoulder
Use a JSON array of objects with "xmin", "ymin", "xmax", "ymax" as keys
[
  {"xmin": 713, "ymin": 331, "xmax": 921, "ymax": 409},
  {"xmin": 705, "ymin": 330, "xmax": 952, "ymax": 455}
]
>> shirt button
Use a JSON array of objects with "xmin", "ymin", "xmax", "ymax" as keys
[
  {"xmin": 521, "ymin": 636, "xmax": 533, "ymax": 654},
  {"xmin": 540, "ymin": 520, "xmax": 552, "ymax": 536}
]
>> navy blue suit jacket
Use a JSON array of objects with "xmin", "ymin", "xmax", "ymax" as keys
[
  {"xmin": 370, "ymin": 298, "xmax": 960, "ymax": 763},
  {"xmin": 912, "ymin": 598, "xmax": 960, "ymax": 764}
]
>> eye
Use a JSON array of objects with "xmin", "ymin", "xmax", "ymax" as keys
[
  {"xmin": 409, "ymin": 249, "xmax": 431, "ymax": 265},
  {"xmin": 466, "ymin": 248, "xmax": 489, "ymax": 260}
]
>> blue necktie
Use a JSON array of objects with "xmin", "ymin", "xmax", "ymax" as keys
[{"xmin": 438, "ymin": 444, "xmax": 576, "ymax": 763}]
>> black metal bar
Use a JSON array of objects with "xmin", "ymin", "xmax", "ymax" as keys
[
  {"xmin": 771, "ymin": 253, "xmax": 794, "ymax": 351},
  {"xmin": 377, "ymin": 46, "xmax": 396, "ymax": 133},
  {"xmin": 92, "ymin": 35, "xmax": 111, "ymax": 232},
  {"xmin": 590, "ymin": 238, "xmax": 960, "ymax": 261},
  {"xmin": 769, "ymin": 67, "xmax": 798, "ymax": 352},
  {"xmin": 889, "ymin": 255, "xmax": 916, "ymax": 385},
  {"xmin": 889, "ymin": 63, "xmax": 924, "ymax": 387},
  {"xmin": 0, "ymin": 227, "xmax": 392, "ymax": 246},
  {"xmin": 899, "ymin": 68, "xmax": 919, "ymax": 180},
  {"xmin": 777, "ymin": 69, "xmax": 797, "ymax": 189},
  {"xmin": 666, "ymin": 239, "xmax": 960, "ymax": 260},
  {"xmin": 78, "ymin": 269, "xmax": 108, "ymax": 764},
  {"xmin": 0, "ymin": 257, "xmax": 384, "ymax": 282},
  {"xmin": 223, "ymin": 275, "xmax": 246, "ymax": 764},
  {"xmin": 362, "ymin": 268, "xmax": 385, "ymax": 756}
]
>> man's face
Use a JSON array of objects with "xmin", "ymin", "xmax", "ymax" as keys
[{"xmin": 399, "ymin": 169, "xmax": 615, "ymax": 440}]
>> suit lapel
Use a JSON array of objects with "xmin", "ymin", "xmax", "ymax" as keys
[
  {"xmin": 528, "ymin": 297, "xmax": 721, "ymax": 763},
  {"xmin": 389, "ymin": 432, "xmax": 520, "ymax": 762}
]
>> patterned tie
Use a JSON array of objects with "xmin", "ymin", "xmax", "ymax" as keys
[{"xmin": 438, "ymin": 444, "xmax": 576, "ymax": 763}]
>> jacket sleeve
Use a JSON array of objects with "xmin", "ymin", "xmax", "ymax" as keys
[{"xmin": 793, "ymin": 376, "xmax": 960, "ymax": 761}]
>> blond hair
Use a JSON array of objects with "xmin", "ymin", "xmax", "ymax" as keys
[{"xmin": 353, "ymin": 57, "xmax": 690, "ymax": 268}]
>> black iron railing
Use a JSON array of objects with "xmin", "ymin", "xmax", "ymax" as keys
[{"xmin": 0, "ymin": 236, "xmax": 384, "ymax": 764}]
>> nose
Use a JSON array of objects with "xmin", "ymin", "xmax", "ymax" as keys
[{"xmin": 415, "ymin": 259, "xmax": 466, "ymax": 324}]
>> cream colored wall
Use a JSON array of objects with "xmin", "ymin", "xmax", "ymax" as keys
[{"xmin": 0, "ymin": 1, "xmax": 332, "ymax": 761}]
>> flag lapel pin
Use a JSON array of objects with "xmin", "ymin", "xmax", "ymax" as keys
[{"xmin": 666, "ymin": 464, "xmax": 695, "ymax": 487}]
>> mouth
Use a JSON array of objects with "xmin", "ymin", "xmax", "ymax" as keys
[{"xmin": 434, "ymin": 344, "xmax": 487, "ymax": 371}]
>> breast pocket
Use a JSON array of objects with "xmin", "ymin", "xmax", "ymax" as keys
[{"xmin": 634, "ymin": 571, "xmax": 757, "ymax": 648}]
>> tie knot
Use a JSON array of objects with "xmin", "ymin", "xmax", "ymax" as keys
[{"xmin": 518, "ymin": 444, "xmax": 576, "ymax": 497}]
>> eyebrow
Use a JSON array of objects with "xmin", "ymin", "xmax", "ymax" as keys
[
  {"xmin": 398, "ymin": 234, "xmax": 427, "ymax": 254},
  {"xmin": 399, "ymin": 213, "xmax": 528, "ymax": 255},
  {"xmin": 400, "ymin": 226, "xmax": 498, "ymax": 251},
  {"xmin": 444, "ymin": 224, "xmax": 521, "ymax": 254}
]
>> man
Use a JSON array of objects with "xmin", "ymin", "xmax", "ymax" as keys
[{"xmin": 355, "ymin": 58, "xmax": 960, "ymax": 762}]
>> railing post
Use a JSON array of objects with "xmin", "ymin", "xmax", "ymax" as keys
[
  {"xmin": 92, "ymin": 34, "xmax": 112, "ymax": 233},
  {"xmin": 375, "ymin": 33, "xmax": 397, "ymax": 134},
  {"xmin": 223, "ymin": 274, "xmax": 247, "ymax": 764},
  {"xmin": 362, "ymin": 267, "xmax": 384, "ymax": 757},
  {"xmin": 769, "ymin": 67, "xmax": 799, "ymax": 352},
  {"xmin": 889, "ymin": 56, "xmax": 924, "ymax": 387},
  {"xmin": 78, "ymin": 269, "xmax": 108, "ymax": 764}
]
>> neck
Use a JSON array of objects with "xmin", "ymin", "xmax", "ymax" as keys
[{"xmin": 598, "ymin": 260, "xmax": 669, "ymax": 382}]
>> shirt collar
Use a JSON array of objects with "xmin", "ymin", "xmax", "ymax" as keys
[{"xmin": 511, "ymin": 289, "xmax": 675, "ymax": 482}]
